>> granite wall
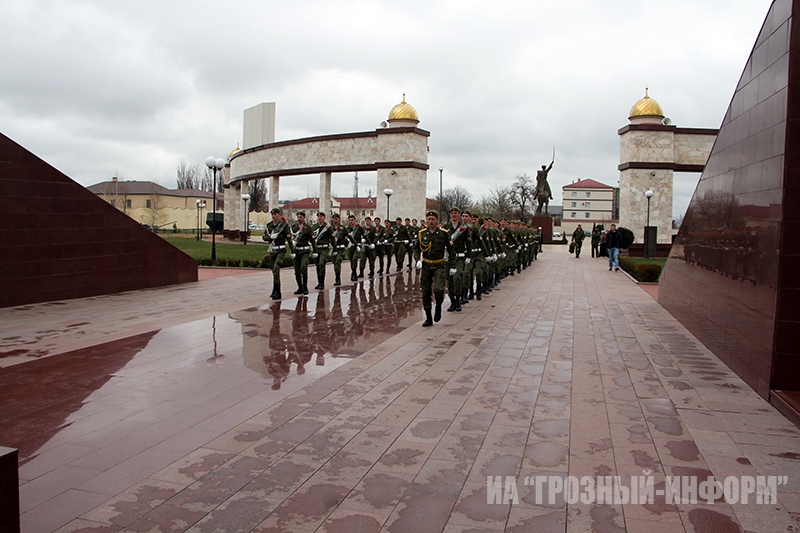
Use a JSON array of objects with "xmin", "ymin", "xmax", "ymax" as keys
[
  {"xmin": 0, "ymin": 133, "xmax": 198, "ymax": 308},
  {"xmin": 659, "ymin": 0, "xmax": 799, "ymax": 400}
]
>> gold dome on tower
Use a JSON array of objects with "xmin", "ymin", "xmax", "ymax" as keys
[
  {"xmin": 629, "ymin": 88, "xmax": 664, "ymax": 120},
  {"xmin": 388, "ymin": 94, "xmax": 419, "ymax": 123},
  {"xmin": 229, "ymin": 143, "xmax": 242, "ymax": 159}
]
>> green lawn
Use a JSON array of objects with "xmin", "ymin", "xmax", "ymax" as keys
[{"xmin": 161, "ymin": 235, "xmax": 270, "ymax": 263}]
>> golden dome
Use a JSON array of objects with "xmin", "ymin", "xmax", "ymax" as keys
[
  {"xmin": 229, "ymin": 143, "xmax": 242, "ymax": 158},
  {"xmin": 388, "ymin": 94, "xmax": 419, "ymax": 122},
  {"xmin": 629, "ymin": 88, "xmax": 664, "ymax": 119}
]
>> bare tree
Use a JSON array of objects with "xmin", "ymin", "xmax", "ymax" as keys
[
  {"xmin": 102, "ymin": 177, "xmax": 130, "ymax": 214},
  {"xmin": 510, "ymin": 174, "xmax": 535, "ymax": 222},
  {"xmin": 147, "ymin": 182, "xmax": 167, "ymax": 228},
  {"xmin": 476, "ymin": 184, "xmax": 514, "ymax": 220},
  {"xmin": 177, "ymin": 158, "xmax": 201, "ymax": 189},
  {"xmin": 436, "ymin": 185, "xmax": 474, "ymax": 215},
  {"xmin": 249, "ymin": 179, "xmax": 268, "ymax": 212}
]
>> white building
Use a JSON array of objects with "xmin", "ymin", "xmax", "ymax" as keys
[{"xmin": 561, "ymin": 178, "xmax": 617, "ymax": 237}]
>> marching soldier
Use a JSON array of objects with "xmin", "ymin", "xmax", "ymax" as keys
[
  {"xmin": 312, "ymin": 212, "xmax": 332, "ymax": 290},
  {"xmin": 419, "ymin": 210, "xmax": 454, "ymax": 327},
  {"xmin": 330, "ymin": 213, "xmax": 347, "ymax": 286},
  {"xmin": 291, "ymin": 211, "xmax": 316, "ymax": 295},
  {"xmin": 443, "ymin": 207, "xmax": 468, "ymax": 312},
  {"xmin": 374, "ymin": 217, "xmax": 385, "ymax": 276},
  {"xmin": 359, "ymin": 216, "xmax": 377, "ymax": 278},
  {"xmin": 346, "ymin": 214, "xmax": 363, "ymax": 282},
  {"xmin": 394, "ymin": 217, "xmax": 409, "ymax": 271},
  {"xmin": 263, "ymin": 207, "xmax": 294, "ymax": 300},
  {"xmin": 383, "ymin": 218, "xmax": 395, "ymax": 273}
]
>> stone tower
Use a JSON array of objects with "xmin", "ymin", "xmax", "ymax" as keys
[{"xmin": 618, "ymin": 90, "xmax": 717, "ymax": 243}]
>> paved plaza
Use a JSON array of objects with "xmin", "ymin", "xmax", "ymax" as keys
[{"xmin": 2, "ymin": 246, "xmax": 800, "ymax": 533}]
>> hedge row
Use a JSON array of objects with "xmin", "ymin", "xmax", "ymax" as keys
[{"xmin": 619, "ymin": 257, "xmax": 663, "ymax": 282}]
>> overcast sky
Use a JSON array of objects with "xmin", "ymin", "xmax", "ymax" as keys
[{"xmin": 0, "ymin": 0, "xmax": 773, "ymax": 218}]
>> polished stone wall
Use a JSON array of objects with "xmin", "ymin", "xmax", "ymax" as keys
[
  {"xmin": 0, "ymin": 133, "xmax": 198, "ymax": 308},
  {"xmin": 659, "ymin": 0, "xmax": 798, "ymax": 399}
]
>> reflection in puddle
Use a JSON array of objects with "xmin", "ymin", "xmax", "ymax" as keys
[
  {"xmin": 231, "ymin": 271, "xmax": 421, "ymax": 389},
  {"xmin": 0, "ymin": 272, "xmax": 421, "ymax": 461}
]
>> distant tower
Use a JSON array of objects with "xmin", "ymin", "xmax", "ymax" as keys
[
  {"xmin": 618, "ymin": 88, "xmax": 716, "ymax": 243},
  {"xmin": 353, "ymin": 171, "xmax": 359, "ymax": 198}
]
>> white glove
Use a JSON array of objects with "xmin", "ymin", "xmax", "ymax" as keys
[
  {"xmin": 332, "ymin": 252, "xmax": 337, "ymax": 257},
  {"xmin": 357, "ymin": 246, "xmax": 364, "ymax": 253},
  {"xmin": 491, "ymin": 255, "xmax": 498, "ymax": 262},
  {"xmin": 449, "ymin": 269, "xmax": 457, "ymax": 276},
  {"xmin": 312, "ymin": 253, "xmax": 318, "ymax": 259},
  {"xmin": 370, "ymin": 244, "xmax": 375, "ymax": 249},
  {"xmin": 465, "ymin": 258, "xmax": 471, "ymax": 265},
  {"xmin": 416, "ymin": 260, "xmax": 422, "ymax": 269},
  {"xmin": 290, "ymin": 253, "xmax": 296, "ymax": 259},
  {"xmin": 346, "ymin": 241, "xmax": 352, "ymax": 249}
]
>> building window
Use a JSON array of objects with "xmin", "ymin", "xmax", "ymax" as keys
[
  {"xmin": 362, "ymin": 210, "xmax": 365, "ymax": 216},
  {"xmin": 127, "ymin": 199, "xmax": 132, "ymax": 208},
  {"xmin": 585, "ymin": 212, "xmax": 590, "ymax": 218},
  {"xmin": 584, "ymin": 202, "xmax": 590, "ymax": 208},
  {"xmin": 570, "ymin": 212, "xmax": 576, "ymax": 218},
  {"xmin": 571, "ymin": 192, "xmax": 577, "ymax": 197},
  {"xmin": 586, "ymin": 192, "xmax": 591, "ymax": 198},
  {"xmin": 347, "ymin": 210, "xmax": 351, "ymax": 216},
  {"xmin": 571, "ymin": 202, "xmax": 577, "ymax": 208},
  {"xmin": 110, "ymin": 199, "xmax": 116, "ymax": 207},
  {"xmin": 145, "ymin": 199, "xmax": 151, "ymax": 208}
]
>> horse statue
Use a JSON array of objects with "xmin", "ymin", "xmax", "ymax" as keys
[{"xmin": 534, "ymin": 156, "xmax": 554, "ymax": 215}]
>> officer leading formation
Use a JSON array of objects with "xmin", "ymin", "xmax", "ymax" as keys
[{"xmin": 263, "ymin": 208, "xmax": 542, "ymax": 327}]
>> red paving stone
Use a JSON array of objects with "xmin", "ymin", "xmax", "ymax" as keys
[{"xmin": 1, "ymin": 248, "xmax": 799, "ymax": 532}]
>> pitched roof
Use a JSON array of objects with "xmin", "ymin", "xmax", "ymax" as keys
[
  {"xmin": 563, "ymin": 178, "xmax": 614, "ymax": 189},
  {"xmin": 87, "ymin": 180, "xmax": 214, "ymax": 199}
]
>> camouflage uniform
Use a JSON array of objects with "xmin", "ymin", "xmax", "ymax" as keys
[
  {"xmin": 329, "ymin": 217, "xmax": 348, "ymax": 286},
  {"xmin": 419, "ymin": 214, "xmax": 454, "ymax": 326},
  {"xmin": 291, "ymin": 215, "xmax": 316, "ymax": 295},
  {"xmin": 312, "ymin": 215, "xmax": 332, "ymax": 290},
  {"xmin": 263, "ymin": 213, "xmax": 294, "ymax": 300}
]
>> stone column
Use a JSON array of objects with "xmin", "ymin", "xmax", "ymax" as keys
[
  {"xmin": 270, "ymin": 176, "xmax": 280, "ymax": 214},
  {"xmin": 319, "ymin": 172, "xmax": 332, "ymax": 217}
]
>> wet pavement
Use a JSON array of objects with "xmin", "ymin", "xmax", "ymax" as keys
[{"xmin": 1, "ymin": 249, "xmax": 799, "ymax": 533}]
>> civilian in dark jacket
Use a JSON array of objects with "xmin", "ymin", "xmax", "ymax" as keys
[{"xmin": 606, "ymin": 224, "xmax": 622, "ymax": 271}]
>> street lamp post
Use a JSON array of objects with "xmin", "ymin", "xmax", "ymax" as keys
[
  {"xmin": 205, "ymin": 156, "xmax": 225, "ymax": 262},
  {"xmin": 241, "ymin": 193, "xmax": 251, "ymax": 245},
  {"xmin": 438, "ymin": 166, "xmax": 443, "ymax": 215},
  {"xmin": 383, "ymin": 188, "xmax": 393, "ymax": 220},
  {"xmin": 195, "ymin": 199, "xmax": 206, "ymax": 241},
  {"xmin": 644, "ymin": 189, "xmax": 654, "ymax": 259}
]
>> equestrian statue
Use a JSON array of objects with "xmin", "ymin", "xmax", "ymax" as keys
[{"xmin": 534, "ymin": 148, "xmax": 555, "ymax": 216}]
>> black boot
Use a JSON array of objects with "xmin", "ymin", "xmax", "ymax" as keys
[
  {"xmin": 358, "ymin": 268, "xmax": 364, "ymax": 279},
  {"xmin": 294, "ymin": 275, "xmax": 303, "ymax": 294},
  {"xmin": 377, "ymin": 257, "xmax": 384, "ymax": 276},
  {"xmin": 434, "ymin": 300, "xmax": 442, "ymax": 322},
  {"xmin": 452, "ymin": 296, "xmax": 462, "ymax": 312},
  {"xmin": 302, "ymin": 273, "xmax": 309, "ymax": 295},
  {"xmin": 422, "ymin": 309, "xmax": 433, "ymax": 327},
  {"xmin": 316, "ymin": 273, "xmax": 324, "ymax": 290},
  {"xmin": 351, "ymin": 270, "xmax": 358, "ymax": 282},
  {"xmin": 334, "ymin": 273, "xmax": 341, "ymax": 286},
  {"xmin": 314, "ymin": 275, "xmax": 323, "ymax": 290},
  {"xmin": 447, "ymin": 296, "xmax": 456, "ymax": 312},
  {"xmin": 270, "ymin": 282, "xmax": 280, "ymax": 300},
  {"xmin": 476, "ymin": 282, "xmax": 482, "ymax": 300}
]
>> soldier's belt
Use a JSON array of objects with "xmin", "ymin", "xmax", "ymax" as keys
[
  {"xmin": 472, "ymin": 248, "xmax": 482, "ymax": 253},
  {"xmin": 296, "ymin": 246, "xmax": 310, "ymax": 251},
  {"xmin": 456, "ymin": 253, "xmax": 466, "ymax": 258},
  {"xmin": 423, "ymin": 258, "xmax": 445, "ymax": 264},
  {"xmin": 337, "ymin": 245, "xmax": 346, "ymax": 249},
  {"xmin": 271, "ymin": 245, "xmax": 286, "ymax": 250}
]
